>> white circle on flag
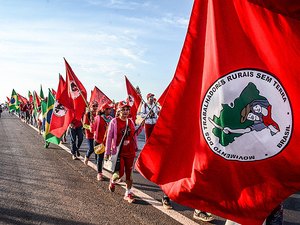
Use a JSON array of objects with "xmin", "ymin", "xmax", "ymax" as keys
[
  {"xmin": 127, "ymin": 95, "xmax": 134, "ymax": 107},
  {"xmin": 70, "ymin": 81, "xmax": 80, "ymax": 99},
  {"xmin": 53, "ymin": 101, "xmax": 67, "ymax": 117},
  {"xmin": 201, "ymin": 69, "xmax": 292, "ymax": 161}
]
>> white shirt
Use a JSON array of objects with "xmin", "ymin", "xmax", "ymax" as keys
[{"xmin": 140, "ymin": 102, "xmax": 160, "ymax": 125}]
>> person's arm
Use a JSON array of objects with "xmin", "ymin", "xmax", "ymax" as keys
[
  {"xmin": 82, "ymin": 112, "xmax": 91, "ymax": 130},
  {"xmin": 105, "ymin": 119, "xmax": 115, "ymax": 156},
  {"xmin": 140, "ymin": 103, "xmax": 147, "ymax": 118},
  {"xmin": 154, "ymin": 104, "xmax": 160, "ymax": 117},
  {"xmin": 90, "ymin": 115, "xmax": 99, "ymax": 133}
]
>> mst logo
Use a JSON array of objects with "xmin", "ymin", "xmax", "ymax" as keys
[
  {"xmin": 201, "ymin": 69, "xmax": 292, "ymax": 161},
  {"xmin": 70, "ymin": 81, "xmax": 80, "ymax": 99},
  {"xmin": 53, "ymin": 101, "xmax": 67, "ymax": 117},
  {"xmin": 127, "ymin": 95, "xmax": 134, "ymax": 107}
]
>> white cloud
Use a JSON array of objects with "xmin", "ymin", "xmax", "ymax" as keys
[
  {"xmin": 119, "ymin": 48, "xmax": 148, "ymax": 63},
  {"xmin": 161, "ymin": 13, "xmax": 189, "ymax": 27},
  {"xmin": 86, "ymin": 0, "xmax": 153, "ymax": 10}
]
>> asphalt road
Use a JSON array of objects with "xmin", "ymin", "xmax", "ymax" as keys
[{"xmin": 0, "ymin": 111, "xmax": 299, "ymax": 225}]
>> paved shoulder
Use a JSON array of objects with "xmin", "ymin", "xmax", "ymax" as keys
[{"xmin": 0, "ymin": 113, "xmax": 181, "ymax": 225}]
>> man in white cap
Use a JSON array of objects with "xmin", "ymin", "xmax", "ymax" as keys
[{"xmin": 140, "ymin": 93, "xmax": 160, "ymax": 140}]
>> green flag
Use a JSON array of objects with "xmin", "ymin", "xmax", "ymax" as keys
[
  {"xmin": 44, "ymin": 89, "xmax": 60, "ymax": 145},
  {"xmin": 40, "ymin": 85, "xmax": 45, "ymax": 100},
  {"xmin": 9, "ymin": 89, "xmax": 20, "ymax": 112},
  {"xmin": 41, "ymin": 99, "xmax": 47, "ymax": 125}
]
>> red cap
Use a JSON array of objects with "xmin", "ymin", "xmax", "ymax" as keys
[
  {"xmin": 117, "ymin": 100, "xmax": 131, "ymax": 110},
  {"xmin": 147, "ymin": 93, "xmax": 154, "ymax": 99},
  {"xmin": 100, "ymin": 102, "xmax": 113, "ymax": 112}
]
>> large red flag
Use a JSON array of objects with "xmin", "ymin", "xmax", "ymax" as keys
[
  {"xmin": 64, "ymin": 58, "xmax": 87, "ymax": 121},
  {"xmin": 49, "ymin": 74, "xmax": 74, "ymax": 138},
  {"xmin": 125, "ymin": 76, "xmax": 142, "ymax": 121},
  {"xmin": 157, "ymin": 83, "xmax": 169, "ymax": 107},
  {"xmin": 17, "ymin": 94, "xmax": 28, "ymax": 104},
  {"xmin": 90, "ymin": 86, "xmax": 112, "ymax": 106},
  {"xmin": 136, "ymin": 1, "xmax": 300, "ymax": 224}
]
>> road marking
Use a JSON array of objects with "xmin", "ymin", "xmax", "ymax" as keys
[{"xmin": 28, "ymin": 124, "xmax": 199, "ymax": 225}]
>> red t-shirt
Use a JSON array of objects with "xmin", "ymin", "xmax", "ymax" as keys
[
  {"xmin": 116, "ymin": 118, "xmax": 136, "ymax": 157},
  {"xmin": 83, "ymin": 111, "xmax": 97, "ymax": 139},
  {"xmin": 94, "ymin": 116, "xmax": 108, "ymax": 144}
]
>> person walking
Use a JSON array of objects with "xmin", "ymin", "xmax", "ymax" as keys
[
  {"xmin": 24, "ymin": 101, "xmax": 31, "ymax": 124},
  {"xmin": 105, "ymin": 100, "xmax": 137, "ymax": 203},
  {"xmin": 90, "ymin": 102, "xmax": 113, "ymax": 181},
  {"xmin": 83, "ymin": 100, "xmax": 98, "ymax": 164},
  {"xmin": 69, "ymin": 118, "xmax": 83, "ymax": 160},
  {"xmin": 140, "ymin": 93, "xmax": 160, "ymax": 140}
]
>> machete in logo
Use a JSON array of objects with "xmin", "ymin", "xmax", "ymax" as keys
[{"xmin": 201, "ymin": 69, "xmax": 292, "ymax": 161}]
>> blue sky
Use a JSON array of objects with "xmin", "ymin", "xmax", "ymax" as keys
[{"xmin": 0, "ymin": 0, "xmax": 193, "ymax": 103}]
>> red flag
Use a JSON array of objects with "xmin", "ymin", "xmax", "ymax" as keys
[
  {"xmin": 51, "ymin": 88, "xmax": 57, "ymax": 97},
  {"xmin": 33, "ymin": 91, "xmax": 41, "ymax": 107},
  {"xmin": 49, "ymin": 74, "xmax": 74, "ymax": 138},
  {"xmin": 125, "ymin": 76, "xmax": 142, "ymax": 121},
  {"xmin": 6, "ymin": 96, "xmax": 10, "ymax": 103},
  {"xmin": 90, "ymin": 86, "xmax": 112, "ymax": 106},
  {"xmin": 157, "ymin": 83, "xmax": 169, "ymax": 107},
  {"xmin": 136, "ymin": 1, "xmax": 300, "ymax": 224},
  {"xmin": 28, "ymin": 91, "xmax": 33, "ymax": 103},
  {"xmin": 64, "ymin": 58, "xmax": 87, "ymax": 121},
  {"xmin": 17, "ymin": 94, "xmax": 28, "ymax": 104}
]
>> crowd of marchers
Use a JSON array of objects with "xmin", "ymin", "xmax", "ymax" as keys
[{"xmin": 2, "ymin": 90, "xmax": 283, "ymax": 224}]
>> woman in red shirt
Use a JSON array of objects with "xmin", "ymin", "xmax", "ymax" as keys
[
  {"xmin": 105, "ymin": 100, "xmax": 137, "ymax": 203},
  {"xmin": 91, "ymin": 102, "xmax": 113, "ymax": 181}
]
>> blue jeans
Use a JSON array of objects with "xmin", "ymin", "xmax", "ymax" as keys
[
  {"xmin": 85, "ymin": 139, "xmax": 94, "ymax": 158},
  {"xmin": 70, "ymin": 126, "xmax": 83, "ymax": 155},
  {"xmin": 95, "ymin": 142, "xmax": 105, "ymax": 173}
]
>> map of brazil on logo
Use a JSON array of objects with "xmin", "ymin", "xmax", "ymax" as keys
[{"xmin": 201, "ymin": 69, "xmax": 292, "ymax": 161}]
